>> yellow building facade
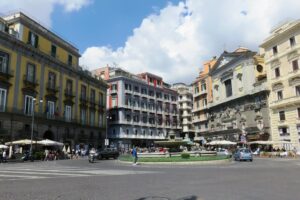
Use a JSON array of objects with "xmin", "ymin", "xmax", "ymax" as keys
[
  {"xmin": 260, "ymin": 20, "xmax": 300, "ymax": 149},
  {"xmin": 0, "ymin": 12, "xmax": 107, "ymax": 147}
]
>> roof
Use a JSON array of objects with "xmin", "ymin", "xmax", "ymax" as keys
[
  {"xmin": 210, "ymin": 48, "xmax": 256, "ymax": 75},
  {"xmin": 3, "ymin": 12, "xmax": 80, "ymax": 56}
]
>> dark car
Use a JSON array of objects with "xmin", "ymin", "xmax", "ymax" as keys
[{"xmin": 98, "ymin": 148, "xmax": 119, "ymax": 160}]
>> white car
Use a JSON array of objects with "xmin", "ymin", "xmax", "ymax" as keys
[{"xmin": 216, "ymin": 149, "xmax": 231, "ymax": 156}]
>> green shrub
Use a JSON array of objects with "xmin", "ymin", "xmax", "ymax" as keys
[
  {"xmin": 34, "ymin": 151, "xmax": 44, "ymax": 160},
  {"xmin": 181, "ymin": 153, "xmax": 190, "ymax": 159}
]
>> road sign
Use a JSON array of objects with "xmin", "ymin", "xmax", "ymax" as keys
[{"xmin": 105, "ymin": 139, "xmax": 109, "ymax": 146}]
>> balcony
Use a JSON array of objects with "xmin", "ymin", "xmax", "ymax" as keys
[
  {"xmin": 270, "ymin": 95, "xmax": 300, "ymax": 109},
  {"xmin": 46, "ymin": 82, "xmax": 59, "ymax": 94},
  {"xmin": 79, "ymin": 95, "xmax": 88, "ymax": 107},
  {"xmin": 110, "ymin": 89, "xmax": 117, "ymax": 94},
  {"xmin": 64, "ymin": 89, "xmax": 75, "ymax": 98},
  {"xmin": 0, "ymin": 68, "xmax": 14, "ymax": 82},
  {"xmin": 23, "ymin": 75, "xmax": 39, "ymax": 88}
]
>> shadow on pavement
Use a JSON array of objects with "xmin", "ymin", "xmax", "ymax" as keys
[{"xmin": 136, "ymin": 195, "xmax": 200, "ymax": 200}]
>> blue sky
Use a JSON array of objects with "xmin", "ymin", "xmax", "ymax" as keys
[
  {"xmin": 1, "ymin": 0, "xmax": 300, "ymax": 83},
  {"xmin": 52, "ymin": 0, "xmax": 181, "ymax": 52}
]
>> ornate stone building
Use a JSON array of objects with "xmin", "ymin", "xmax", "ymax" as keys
[{"xmin": 203, "ymin": 48, "xmax": 270, "ymax": 143}]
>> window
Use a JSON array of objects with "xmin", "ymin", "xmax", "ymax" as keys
[
  {"xmin": 126, "ymin": 129, "xmax": 129, "ymax": 135},
  {"xmin": 292, "ymin": 60, "xmax": 299, "ymax": 71},
  {"xmin": 298, "ymin": 108, "xmax": 300, "ymax": 119},
  {"xmin": 297, "ymin": 125, "xmax": 300, "ymax": 135},
  {"xmin": 99, "ymin": 93, "xmax": 104, "ymax": 106},
  {"xmin": 290, "ymin": 36, "xmax": 296, "ymax": 47},
  {"xmin": 47, "ymin": 101, "xmax": 55, "ymax": 119},
  {"xmin": 81, "ymin": 85, "xmax": 87, "ymax": 100},
  {"xmin": 272, "ymin": 46, "xmax": 278, "ymax": 55},
  {"xmin": 277, "ymin": 91, "xmax": 283, "ymax": 100},
  {"xmin": 48, "ymin": 72, "xmax": 56, "ymax": 89},
  {"xmin": 26, "ymin": 63, "xmax": 36, "ymax": 82},
  {"xmin": 65, "ymin": 105, "xmax": 72, "ymax": 122},
  {"xmin": 275, "ymin": 67, "xmax": 280, "ymax": 77},
  {"xmin": 66, "ymin": 80, "xmax": 72, "ymax": 94},
  {"xmin": 24, "ymin": 95, "xmax": 34, "ymax": 115},
  {"xmin": 90, "ymin": 111, "xmax": 95, "ymax": 126},
  {"xmin": 68, "ymin": 55, "xmax": 73, "ymax": 66},
  {"xmin": 112, "ymin": 95, "xmax": 117, "ymax": 107},
  {"xmin": 224, "ymin": 79, "xmax": 232, "ymax": 97},
  {"xmin": 124, "ymin": 83, "xmax": 131, "ymax": 91},
  {"xmin": 0, "ymin": 51, "xmax": 9, "ymax": 73},
  {"xmin": 80, "ymin": 108, "xmax": 86, "ymax": 125},
  {"xmin": 279, "ymin": 111, "xmax": 285, "ymax": 121},
  {"xmin": 279, "ymin": 127, "xmax": 289, "ymax": 136},
  {"xmin": 0, "ymin": 88, "xmax": 7, "ymax": 112},
  {"xmin": 111, "ymin": 84, "xmax": 117, "ymax": 91},
  {"xmin": 256, "ymin": 65, "xmax": 263, "ymax": 73},
  {"xmin": 99, "ymin": 113, "xmax": 103, "ymax": 127},
  {"xmin": 195, "ymin": 86, "xmax": 199, "ymax": 94},
  {"xmin": 203, "ymin": 99, "xmax": 207, "ymax": 107},
  {"xmin": 27, "ymin": 31, "xmax": 39, "ymax": 48},
  {"xmin": 51, "ymin": 44, "xmax": 56, "ymax": 57},
  {"xmin": 296, "ymin": 86, "xmax": 300, "ymax": 96},
  {"xmin": 201, "ymin": 82, "xmax": 206, "ymax": 91},
  {"xmin": 90, "ymin": 89, "xmax": 95, "ymax": 103}
]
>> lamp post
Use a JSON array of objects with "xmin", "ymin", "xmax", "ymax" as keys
[
  {"xmin": 105, "ymin": 114, "xmax": 112, "ymax": 147},
  {"xmin": 30, "ymin": 98, "xmax": 43, "ymax": 158}
]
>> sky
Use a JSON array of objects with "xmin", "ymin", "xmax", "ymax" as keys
[{"xmin": 1, "ymin": 0, "xmax": 300, "ymax": 84}]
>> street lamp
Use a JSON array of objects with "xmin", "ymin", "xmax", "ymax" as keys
[
  {"xmin": 30, "ymin": 98, "xmax": 43, "ymax": 159},
  {"xmin": 105, "ymin": 114, "xmax": 112, "ymax": 147}
]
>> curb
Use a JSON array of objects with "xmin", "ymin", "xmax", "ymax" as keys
[{"xmin": 118, "ymin": 158, "xmax": 231, "ymax": 165}]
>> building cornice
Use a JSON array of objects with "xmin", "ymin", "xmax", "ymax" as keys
[{"xmin": 0, "ymin": 31, "xmax": 108, "ymax": 90}]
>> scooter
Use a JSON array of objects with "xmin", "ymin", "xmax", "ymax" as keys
[{"xmin": 88, "ymin": 153, "xmax": 95, "ymax": 163}]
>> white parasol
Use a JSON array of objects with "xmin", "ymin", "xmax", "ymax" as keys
[
  {"xmin": 0, "ymin": 144, "xmax": 8, "ymax": 149},
  {"xmin": 207, "ymin": 140, "xmax": 237, "ymax": 145},
  {"xmin": 37, "ymin": 139, "xmax": 64, "ymax": 146}
]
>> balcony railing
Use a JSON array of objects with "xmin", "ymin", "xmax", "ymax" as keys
[
  {"xmin": 64, "ymin": 89, "xmax": 75, "ymax": 98},
  {"xmin": 46, "ymin": 82, "xmax": 59, "ymax": 93},
  {"xmin": 23, "ymin": 75, "xmax": 39, "ymax": 87}
]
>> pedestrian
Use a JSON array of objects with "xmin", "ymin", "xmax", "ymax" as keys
[
  {"xmin": 2, "ymin": 150, "xmax": 7, "ymax": 163},
  {"xmin": 44, "ymin": 149, "xmax": 49, "ymax": 161},
  {"xmin": 132, "ymin": 146, "xmax": 138, "ymax": 165}
]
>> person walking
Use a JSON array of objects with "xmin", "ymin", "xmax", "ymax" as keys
[
  {"xmin": 2, "ymin": 150, "xmax": 7, "ymax": 163},
  {"xmin": 132, "ymin": 146, "xmax": 138, "ymax": 165}
]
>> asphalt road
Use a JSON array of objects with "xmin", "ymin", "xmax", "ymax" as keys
[{"xmin": 0, "ymin": 157, "xmax": 300, "ymax": 200}]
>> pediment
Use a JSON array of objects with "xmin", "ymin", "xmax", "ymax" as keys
[
  {"xmin": 289, "ymin": 75, "xmax": 300, "ymax": 86},
  {"xmin": 272, "ymin": 82, "xmax": 284, "ymax": 91},
  {"xmin": 287, "ymin": 50, "xmax": 300, "ymax": 61}
]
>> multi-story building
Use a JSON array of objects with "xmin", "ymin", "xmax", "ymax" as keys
[
  {"xmin": 0, "ymin": 12, "xmax": 108, "ymax": 148},
  {"xmin": 92, "ymin": 67, "xmax": 180, "ymax": 150},
  {"xmin": 205, "ymin": 47, "xmax": 270, "ymax": 142},
  {"xmin": 171, "ymin": 83, "xmax": 194, "ymax": 139},
  {"xmin": 192, "ymin": 58, "xmax": 216, "ymax": 144},
  {"xmin": 260, "ymin": 20, "xmax": 300, "ymax": 149}
]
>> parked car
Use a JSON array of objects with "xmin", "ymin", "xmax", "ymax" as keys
[
  {"xmin": 216, "ymin": 148, "xmax": 231, "ymax": 156},
  {"xmin": 97, "ymin": 148, "xmax": 119, "ymax": 160},
  {"xmin": 234, "ymin": 148, "xmax": 253, "ymax": 162}
]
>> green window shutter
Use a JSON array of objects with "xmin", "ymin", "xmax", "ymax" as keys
[
  {"xmin": 28, "ymin": 31, "xmax": 32, "ymax": 44},
  {"xmin": 35, "ymin": 35, "xmax": 39, "ymax": 48}
]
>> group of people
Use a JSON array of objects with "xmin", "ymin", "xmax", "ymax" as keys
[{"xmin": 44, "ymin": 149, "xmax": 59, "ymax": 161}]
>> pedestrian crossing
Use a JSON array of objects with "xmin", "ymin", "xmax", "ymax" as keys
[{"xmin": 0, "ymin": 164, "xmax": 156, "ymax": 182}]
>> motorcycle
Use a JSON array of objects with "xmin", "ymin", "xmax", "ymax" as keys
[
  {"xmin": 21, "ymin": 152, "xmax": 34, "ymax": 162},
  {"xmin": 88, "ymin": 153, "xmax": 95, "ymax": 163}
]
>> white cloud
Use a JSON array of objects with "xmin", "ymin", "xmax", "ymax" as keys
[
  {"xmin": 80, "ymin": 0, "xmax": 300, "ymax": 84},
  {"xmin": 0, "ymin": 0, "xmax": 91, "ymax": 27}
]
